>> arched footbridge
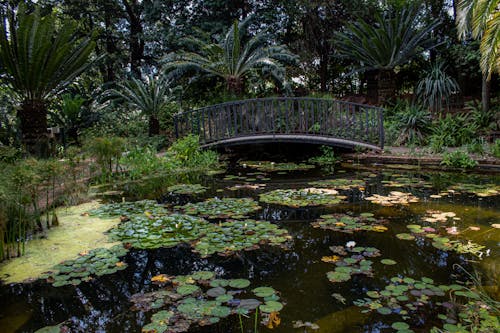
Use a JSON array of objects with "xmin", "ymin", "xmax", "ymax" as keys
[{"xmin": 173, "ymin": 98, "xmax": 385, "ymax": 150}]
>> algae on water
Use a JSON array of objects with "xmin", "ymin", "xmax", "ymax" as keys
[{"xmin": 0, "ymin": 201, "xmax": 120, "ymax": 284}]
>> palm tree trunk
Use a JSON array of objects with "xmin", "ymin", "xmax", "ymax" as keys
[
  {"xmin": 18, "ymin": 100, "xmax": 49, "ymax": 156},
  {"xmin": 148, "ymin": 115, "xmax": 160, "ymax": 136},
  {"xmin": 481, "ymin": 73, "xmax": 490, "ymax": 113},
  {"xmin": 365, "ymin": 70, "xmax": 378, "ymax": 104},
  {"xmin": 377, "ymin": 69, "xmax": 396, "ymax": 105},
  {"xmin": 227, "ymin": 76, "xmax": 244, "ymax": 96}
]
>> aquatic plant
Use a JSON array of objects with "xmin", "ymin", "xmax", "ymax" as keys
[
  {"xmin": 89, "ymin": 200, "xmax": 168, "ymax": 218},
  {"xmin": 312, "ymin": 212, "xmax": 388, "ymax": 234},
  {"xmin": 193, "ymin": 219, "xmax": 291, "ymax": 258},
  {"xmin": 365, "ymin": 191, "xmax": 419, "ymax": 206},
  {"xmin": 381, "ymin": 176, "xmax": 432, "ymax": 188},
  {"xmin": 167, "ymin": 184, "xmax": 207, "ymax": 195},
  {"xmin": 446, "ymin": 183, "xmax": 500, "ymax": 197},
  {"xmin": 108, "ymin": 213, "xmax": 213, "ymax": 249},
  {"xmin": 41, "ymin": 245, "xmax": 128, "ymax": 287},
  {"xmin": 259, "ymin": 188, "xmax": 346, "ymax": 208},
  {"xmin": 325, "ymin": 245, "xmax": 381, "ymax": 283},
  {"xmin": 239, "ymin": 160, "xmax": 315, "ymax": 172},
  {"xmin": 354, "ymin": 275, "xmax": 499, "ymax": 332},
  {"xmin": 130, "ymin": 271, "xmax": 284, "ymax": 333},
  {"xmin": 395, "ymin": 211, "xmax": 488, "ymax": 257},
  {"xmin": 176, "ymin": 197, "xmax": 261, "ymax": 219},
  {"xmin": 308, "ymin": 178, "xmax": 366, "ymax": 190}
]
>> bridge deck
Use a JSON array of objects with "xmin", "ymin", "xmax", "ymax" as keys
[
  {"xmin": 201, "ymin": 134, "xmax": 381, "ymax": 151},
  {"xmin": 174, "ymin": 97, "xmax": 384, "ymax": 150}
]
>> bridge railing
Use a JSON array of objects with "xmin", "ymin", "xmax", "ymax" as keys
[{"xmin": 173, "ymin": 97, "xmax": 384, "ymax": 149}]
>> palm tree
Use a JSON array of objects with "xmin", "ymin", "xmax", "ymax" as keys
[
  {"xmin": 335, "ymin": 6, "xmax": 440, "ymax": 104},
  {"xmin": 163, "ymin": 18, "xmax": 297, "ymax": 96},
  {"xmin": 0, "ymin": 2, "xmax": 96, "ymax": 155},
  {"xmin": 105, "ymin": 74, "xmax": 178, "ymax": 136},
  {"xmin": 456, "ymin": 0, "xmax": 499, "ymax": 112}
]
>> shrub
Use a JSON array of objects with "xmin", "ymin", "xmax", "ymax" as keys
[
  {"xmin": 428, "ymin": 114, "xmax": 478, "ymax": 149},
  {"xmin": 466, "ymin": 139, "xmax": 486, "ymax": 156},
  {"xmin": 85, "ymin": 137, "xmax": 126, "ymax": 177},
  {"xmin": 393, "ymin": 103, "xmax": 432, "ymax": 145},
  {"xmin": 416, "ymin": 61, "xmax": 459, "ymax": 113},
  {"xmin": 490, "ymin": 139, "xmax": 500, "ymax": 158},
  {"xmin": 167, "ymin": 135, "xmax": 219, "ymax": 170},
  {"xmin": 440, "ymin": 150, "xmax": 478, "ymax": 169}
]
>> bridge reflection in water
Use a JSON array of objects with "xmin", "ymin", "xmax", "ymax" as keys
[{"xmin": 174, "ymin": 97, "xmax": 384, "ymax": 150}]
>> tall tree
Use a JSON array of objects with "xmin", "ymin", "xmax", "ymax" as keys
[
  {"xmin": 163, "ymin": 18, "xmax": 297, "ymax": 96},
  {"xmin": 0, "ymin": 2, "xmax": 96, "ymax": 154},
  {"xmin": 105, "ymin": 74, "xmax": 177, "ymax": 136},
  {"xmin": 335, "ymin": 6, "xmax": 441, "ymax": 104},
  {"xmin": 456, "ymin": 0, "xmax": 500, "ymax": 113}
]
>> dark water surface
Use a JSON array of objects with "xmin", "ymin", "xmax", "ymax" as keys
[{"xmin": 0, "ymin": 161, "xmax": 498, "ymax": 333}]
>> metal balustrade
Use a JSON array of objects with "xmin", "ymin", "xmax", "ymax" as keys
[{"xmin": 174, "ymin": 97, "xmax": 384, "ymax": 150}]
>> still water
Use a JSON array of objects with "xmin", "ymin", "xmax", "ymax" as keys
[{"xmin": 0, "ymin": 161, "xmax": 498, "ymax": 333}]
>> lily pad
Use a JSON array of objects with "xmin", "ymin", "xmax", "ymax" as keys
[
  {"xmin": 381, "ymin": 259, "xmax": 397, "ymax": 265},
  {"xmin": 228, "ymin": 279, "xmax": 251, "ymax": 289},
  {"xmin": 259, "ymin": 188, "xmax": 346, "ymax": 207},
  {"xmin": 259, "ymin": 301, "xmax": 283, "ymax": 313}
]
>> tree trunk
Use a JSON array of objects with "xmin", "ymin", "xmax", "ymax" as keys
[
  {"xmin": 148, "ymin": 115, "xmax": 160, "ymax": 136},
  {"xmin": 377, "ymin": 69, "xmax": 396, "ymax": 105},
  {"xmin": 365, "ymin": 70, "xmax": 378, "ymax": 105},
  {"xmin": 481, "ymin": 73, "xmax": 490, "ymax": 113},
  {"xmin": 122, "ymin": 0, "xmax": 144, "ymax": 78},
  {"xmin": 319, "ymin": 54, "xmax": 328, "ymax": 92},
  {"xmin": 18, "ymin": 100, "xmax": 49, "ymax": 156},
  {"xmin": 227, "ymin": 76, "xmax": 244, "ymax": 96}
]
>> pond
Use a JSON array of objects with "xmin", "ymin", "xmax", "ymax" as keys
[{"xmin": 0, "ymin": 158, "xmax": 499, "ymax": 333}]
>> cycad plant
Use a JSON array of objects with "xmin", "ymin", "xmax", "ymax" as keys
[
  {"xmin": 416, "ymin": 62, "xmax": 460, "ymax": 114},
  {"xmin": 163, "ymin": 18, "xmax": 297, "ymax": 96},
  {"xmin": 0, "ymin": 2, "xmax": 96, "ymax": 155},
  {"xmin": 335, "ymin": 6, "xmax": 440, "ymax": 104},
  {"xmin": 105, "ymin": 74, "xmax": 178, "ymax": 136}
]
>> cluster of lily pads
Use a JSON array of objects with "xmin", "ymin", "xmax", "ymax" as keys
[
  {"xmin": 176, "ymin": 197, "xmax": 261, "ymax": 219},
  {"xmin": 311, "ymin": 212, "xmax": 388, "ymax": 233},
  {"xmin": 108, "ymin": 213, "xmax": 213, "ymax": 249},
  {"xmin": 365, "ymin": 191, "xmax": 419, "ymax": 206},
  {"xmin": 239, "ymin": 160, "xmax": 315, "ymax": 172},
  {"xmin": 41, "ymin": 245, "xmax": 128, "ymax": 287},
  {"xmin": 392, "ymin": 209, "xmax": 487, "ymax": 257},
  {"xmin": 193, "ymin": 219, "xmax": 291, "ymax": 258},
  {"xmin": 308, "ymin": 178, "xmax": 366, "ymax": 190},
  {"xmin": 89, "ymin": 199, "xmax": 167, "ymax": 217},
  {"xmin": 223, "ymin": 173, "xmax": 271, "ymax": 182},
  {"xmin": 130, "ymin": 271, "xmax": 283, "ymax": 333},
  {"xmin": 324, "ymin": 245, "xmax": 381, "ymax": 283},
  {"xmin": 259, "ymin": 188, "xmax": 346, "ymax": 208},
  {"xmin": 107, "ymin": 212, "xmax": 290, "ymax": 257},
  {"xmin": 446, "ymin": 183, "xmax": 500, "ymax": 197},
  {"xmin": 381, "ymin": 176, "xmax": 432, "ymax": 189},
  {"xmin": 353, "ymin": 276, "xmax": 492, "ymax": 332},
  {"xmin": 166, "ymin": 184, "xmax": 207, "ymax": 195},
  {"xmin": 397, "ymin": 223, "xmax": 486, "ymax": 257}
]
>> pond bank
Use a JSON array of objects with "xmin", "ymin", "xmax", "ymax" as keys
[{"xmin": 342, "ymin": 146, "xmax": 500, "ymax": 172}]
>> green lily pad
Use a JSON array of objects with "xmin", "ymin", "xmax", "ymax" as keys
[
  {"xmin": 228, "ymin": 279, "xmax": 251, "ymax": 289},
  {"xmin": 259, "ymin": 301, "xmax": 283, "ymax": 313},
  {"xmin": 392, "ymin": 322, "xmax": 410, "ymax": 330},
  {"xmin": 381, "ymin": 259, "xmax": 397, "ymax": 265},
  {"xmin": 252, "ymin": 287, "xmax": 276, "ymax": 298},
  {"xmin": 176, "ymin": 284, "xmax": 200, "ymax": 296}
]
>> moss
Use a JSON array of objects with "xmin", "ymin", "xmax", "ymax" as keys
[{"xmin": 0, "ymin": 201, "xmax": 120, "ymax": 284}]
